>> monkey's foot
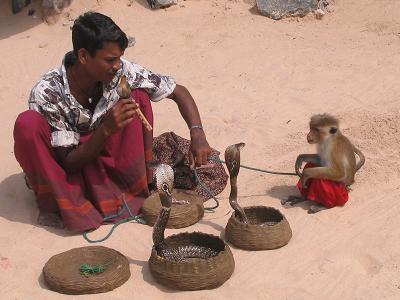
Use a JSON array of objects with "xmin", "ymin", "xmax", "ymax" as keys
[
  {"xmin": 307, "ymin": 204, "xmax": 327, "ymax": 214},
  {"xmin": 171, "ymin": 197, "xmax": 189, "ymax": 205},
  {"xmin": 37, "ymin": 212, "xmax": 65, "ymax": 229},
  {"xmin": 281, "ymin": 195, "xmax": 306, "ymax": 206}
]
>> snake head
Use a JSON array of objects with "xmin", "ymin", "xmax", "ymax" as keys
[
  {"xmin": 150, "ymin": 163, "xmax": 175, "ymax": 208},
  {"xmin": 224, "ymin": 143, "xmax": 245, "ymax": 177},
  {"xmin": 116, "ymin": 75, "xmax": 132, "ymax": 99}
]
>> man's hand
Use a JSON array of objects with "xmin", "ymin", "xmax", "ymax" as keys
[
  {"xmin": 168, "ymin": 84, "xmax": 212, "ymax": 167},
  {"xmin": 189, "ymin": 128, "xmax": 212, "ymax": 168},
  {"xmin": 55, "ymin": 99, "xmax": 139, "ymax": 173},
  {"xmin": 100, "ymin": 99, "xmax": 138, "ymax": 136}
]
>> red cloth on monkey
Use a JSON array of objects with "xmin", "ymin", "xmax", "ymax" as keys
[{"xmin": 297, "ymin": 163, "xmax": 349, "ymax": 208}]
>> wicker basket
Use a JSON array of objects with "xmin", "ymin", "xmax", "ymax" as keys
[
  {"xmin": 149, "ymin": 232, "xmax": 235, "ymax": 290},
  {"xmin": 42, "ymin": 246, "xmax": 130, "ymax": 295},
  {"xmin": 142, "ymin": 189, "xmax": 204, "ymax": 228},
  {"xmin": 225, "ymin": 206, "xmax": 292, "ymax": 251}
]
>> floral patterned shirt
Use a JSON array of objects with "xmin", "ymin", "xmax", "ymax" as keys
[{"xmin": 28, "ymin": 53, "xmax": 176, "ymax": 147}]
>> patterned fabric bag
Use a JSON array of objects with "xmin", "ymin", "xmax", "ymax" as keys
[{"xmin": 153, "ymin": 132, "xmax": 228, "ymax": 201}]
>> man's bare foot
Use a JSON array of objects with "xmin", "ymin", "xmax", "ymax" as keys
[{"xmin": 37, "ymin": 212, "xmax": 65, "ymax": 229}]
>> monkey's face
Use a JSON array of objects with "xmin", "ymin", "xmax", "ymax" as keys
[
  {"xmin": 307, "ymin": 127, "xmax": 326, "ymax": 144},
  {"xmin": 307, "ymin": 127, "xmax": 318, "ymax": 144},
  {"xmin": 307, "ymin": 126, "xmax": 337, "ymax": 144}
]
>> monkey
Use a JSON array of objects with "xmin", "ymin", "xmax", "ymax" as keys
[{"xmin": 282, "ymin": 113, "xmax": 365, "ymax": 213}]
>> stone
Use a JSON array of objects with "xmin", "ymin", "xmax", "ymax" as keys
[
  {"xmin": 147, "ymin": 0, "xmax": 176, "ymax": 9},
  {"xmin": 256, "ymin": 0, "xmax": 318, "ymax": 20}
]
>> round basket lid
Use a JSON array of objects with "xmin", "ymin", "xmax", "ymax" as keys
[
  {"xmin": 43, "ymin": 246, "xmax": 130, "ymax": 295},
  {"xmin": 141, "ymin": 189, "xmax": 204, "ymax": 228}
]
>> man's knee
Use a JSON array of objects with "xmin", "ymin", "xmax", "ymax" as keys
[
  {"xmin": 132, "ymin": 89, "xmax": 151, "ymax": 106},
  {"xmin": 14, "ymin": 110, "xmax": 50, "ymax": 143}
]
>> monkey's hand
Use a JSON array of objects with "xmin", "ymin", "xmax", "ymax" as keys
[
  {"xmin": 301, "ymin": 169, "xmax": 312, "ymax": 189},
  {"xmin": 295, "ymin": 155, "xmax": 304, "ymax": 177},
  {"xmin": 295, "ymin": 154, "xmax": 320, "ymax": 177}
]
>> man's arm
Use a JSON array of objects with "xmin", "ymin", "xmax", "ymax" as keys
[
  {"xmin": 168, "ymin": 84, "xmax": 211, "ymax": 167},
  {"xmin": 55, "ymin": 99, "xmax": 138, "ymax": 173}
]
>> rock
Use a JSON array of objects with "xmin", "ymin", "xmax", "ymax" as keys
[
  {"xmin": 147, "ymin": 0, "xmax": 176, "ymax": 9},
  {"xmin": 256, "ymin": 0, "xmax": 318, "ymax": 20},
  {"xmin": 127, "ymin": 36, "xmax": 136, "ymax": 48},
  {"xmin": 314, "ymin": 8, "xmax": 325, "ymax": 19},
  {"xmin": 11, "ymin": 0, "xmax": 31, "ymax": 14}
]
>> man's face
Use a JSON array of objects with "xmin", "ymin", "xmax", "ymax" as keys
[{"xmin": 83, "ymin": 42, "xmax": 124, "ymax": 83}]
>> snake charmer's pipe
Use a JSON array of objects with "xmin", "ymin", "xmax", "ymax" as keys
[
  {"xmin": 224, "ymin": 143, "xmax": 250, "ymax": 224},
  {"xmin": 117, "ymin": 75, "xmax": 153, "ymax": 131}
]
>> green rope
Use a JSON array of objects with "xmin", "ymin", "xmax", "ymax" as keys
[
  {"xmin": 79, "ymin": 259, "xmax": 116, "ymax": 277},
  {"xmin": 82, "ymin": 194, "xmax": 146, "ymax": 243},
  {"xmin": 80, "ymin": 264, "xmax": 106, "ymax": 276}
]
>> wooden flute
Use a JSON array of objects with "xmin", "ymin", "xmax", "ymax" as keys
[{"xmin": 116, "ymin": 75, "xmax": 153, "ymax": 131}]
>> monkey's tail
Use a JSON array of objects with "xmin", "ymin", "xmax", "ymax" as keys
[{"xmin": 353, "ymin": 146, "xmax": 365, "ymax": 172}]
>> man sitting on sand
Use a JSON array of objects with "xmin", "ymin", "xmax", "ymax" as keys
[{"xmin": 13, "ymin": 11, "xmax": 211, "ymax": 233}]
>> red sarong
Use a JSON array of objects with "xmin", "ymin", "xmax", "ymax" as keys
[
  {"xmin": 13, "ymin": 89, "xmax": 153, "ymax": 233},
  {"xmin": 297, "ymin": 163, "xmax": 349, "ymax": 208}
]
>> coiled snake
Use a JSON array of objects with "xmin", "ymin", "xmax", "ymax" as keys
[{"xmin": 152, "ymin": 164, "xmax": 218, "ymax": 261}]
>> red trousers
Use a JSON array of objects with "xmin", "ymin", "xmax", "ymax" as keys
[
  {"xmin": 13, "ymin": 89, "xmax": 153, "ymax": 233},
  {"xmin": 297, "ymin": 163, "xmax": 349, "ymax": 208}
]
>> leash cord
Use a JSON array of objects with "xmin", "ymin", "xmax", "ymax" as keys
[
  {"xmin": 194, "ymin": 156, "xmax": 297, "ymax": 212},
  {"xmin": 82, "ymin": 194, "xmax": 146, "ymax": 243},
  {"xmin": 193, "ymin": 167, "xmax": 219, "ymax": 212},
  {"xmin": 208, "ymin": 157, "xmax": 297, "ymax": 176}
]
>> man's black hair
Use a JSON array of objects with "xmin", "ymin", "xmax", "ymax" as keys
[{"xmin": 71, "ymin": 11, "xmax": 128, "ymax": 57}]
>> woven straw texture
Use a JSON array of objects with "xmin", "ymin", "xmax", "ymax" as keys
[
  {"xmin": 149, "ymin": 232, "xmax": 235, "ymax": 290},
  {"xmin": 225, "ymin": 206, "xmax": 292, "ymax": 251},
  {"xmin": 43, "ymin": 246, "xmax": 130, "ymax": 295},
  {"xmin": 142, "ymin": 189, "xmax": 204, "ymax": 228}
]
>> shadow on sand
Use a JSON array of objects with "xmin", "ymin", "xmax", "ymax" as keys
[
  {"xmin": 0, "ymin": 1, "xmax": 45, "ymax": 40},
  {"xmin": 0, "ymin": 172, "xmax": 71, "ymax": 236},
  {"xmin": 127, "ymin": 256, "xmax": 185, "ymax": 293},
  {"xmin": 267, "ymin": 184, "xmax": 312, "ymax": 211}
]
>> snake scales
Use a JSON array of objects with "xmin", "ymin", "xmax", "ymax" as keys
[
  {"xmin": 224, "ymin": 143, "xmax": 278, "ymax": 227},
  {"xmin": 152, "ymin": 164, "xmax": 219, "ymax": 261}
]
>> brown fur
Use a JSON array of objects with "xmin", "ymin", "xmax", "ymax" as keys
[
  {"xmin": 296, "ymin": 114, "xmax": 365, "ymax": 188},
  {"xmin": 309, "ymin": 113, "xmax": 339, "ymax": 129}
]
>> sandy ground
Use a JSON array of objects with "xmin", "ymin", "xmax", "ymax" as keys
[{"xmin": 0, "ymin": 0, "xmax": 400, "ymax": 299}]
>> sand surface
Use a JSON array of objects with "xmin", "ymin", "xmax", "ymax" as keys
[{"xmin": 0, "ymin": 0, "xmax": 400, "ymax": 299}]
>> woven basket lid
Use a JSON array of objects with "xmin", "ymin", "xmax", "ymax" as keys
[
  {"xmin": 141, "ymin": 189, "xmax": 204, "ymax": 228},
  {"xmin": 225, "ymin": 206, "xmax": 292, "ymax": 251},
  {"xmin": 42, "ymin": 246, "xmax": 130, "ymax": 295}
]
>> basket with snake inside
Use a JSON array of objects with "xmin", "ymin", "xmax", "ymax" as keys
[
  {"xmin": 148, "ymin": 163, "xmax": 235, "ymax": 290},
  {"xmin": 224, "ymin": 143, "xmax": 292, "ymax": 251}
]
